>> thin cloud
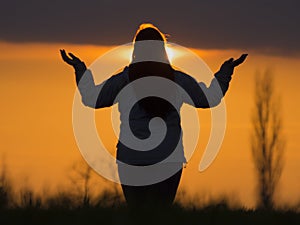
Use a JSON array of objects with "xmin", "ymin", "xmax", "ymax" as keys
[{"xmin": 0, "ymin": 0, "xmax": 299, "ymax": 56}]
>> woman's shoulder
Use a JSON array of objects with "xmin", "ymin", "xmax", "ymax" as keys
[
  {"xmin": 173, "ymin": 69, "xmax": 196, "ymax": 85},
  {"xmin": 110, "ymin": 66, "xmax": 130, "ymax": 83}
]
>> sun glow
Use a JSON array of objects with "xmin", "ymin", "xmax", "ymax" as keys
[
  {"xmin": 125, "ymin": 44, "xmax": 177, "ymax": 64},
  {"xmin": 166, "ymin": 46, "xmax": 175, "ymax": 62}
]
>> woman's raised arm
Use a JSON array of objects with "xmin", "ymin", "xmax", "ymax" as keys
[
  {"xmin": 60, "ymin": 49, "xmax": 129, "ymax": 108},
  {"xmin": 177, "ymin": 54, "xmax": 248, "ymax": 108}
]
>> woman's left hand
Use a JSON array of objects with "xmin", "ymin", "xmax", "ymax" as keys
[{"xmin": 220, "ymin": 54, "xmax": 248, "ymax": 75}]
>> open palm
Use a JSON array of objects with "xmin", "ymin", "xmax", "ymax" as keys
[
  {"xmin": 220, "ymin": 53, "xmax": 248, "ymax": 75},
  {"xmin": 60, "ymin": 49, "xmax": 82, "ymax": 66}
]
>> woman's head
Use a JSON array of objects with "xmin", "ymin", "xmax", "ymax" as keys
[
  {"xmin": 131, "ymin": 23, "xmax": 170, "ymax": 64},
  {"xmin": 129, "ymin": 23, "xmax": 175, "ymax": 118},
  {"xmin": 134, "ymin": 23, "xmax": 166, "ymax": 42}
]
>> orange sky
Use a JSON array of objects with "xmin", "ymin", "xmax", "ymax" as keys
[{"xmin": 0, "ymin": 41, "xmax": 299, "ymax": 208}]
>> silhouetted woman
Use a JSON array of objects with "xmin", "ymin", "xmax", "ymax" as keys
[{"xmin": 60, "ymin": 23, "xmax": 247, "ymax": 207}]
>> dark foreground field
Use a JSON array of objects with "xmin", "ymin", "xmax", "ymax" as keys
[{"xmin": 1, "ymin": 204, "xmax": 299, "ymax": 225}]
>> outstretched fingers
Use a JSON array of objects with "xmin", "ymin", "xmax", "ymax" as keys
[
  {"xmin": 233, "ymin": 54, "xmax": 248, "ymax": 67},
  {"xmin": 69, "ymin": 53, "xmax": 80, "ymax": 61},
  {"xmin": 60, "ymin": 49, "xmax": 73, "ymax": 65}
]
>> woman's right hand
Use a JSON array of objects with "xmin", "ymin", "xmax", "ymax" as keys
[
  {"xmin": 60, "ymin": 49, "xmax": 86, "ymax": 72},
  {"xmin": 60, "ymin": 49, "xmax": 82, "ymax": 66}
]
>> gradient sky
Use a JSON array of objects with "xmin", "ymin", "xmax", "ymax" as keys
[{"xmin": 0, "ymin": 0, "xmax": 299, "ymax": 208}]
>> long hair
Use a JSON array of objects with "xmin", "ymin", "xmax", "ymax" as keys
[{"xmin": 129, "ymin": 23, "xmax": 175, "ymax": 117}]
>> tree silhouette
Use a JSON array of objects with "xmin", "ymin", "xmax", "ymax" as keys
[
  {"xmin": 251, "ymin": 70, "xmax": 285, "ymax": 209},
  {"xmin": 68, "ymin": 159, "xmax": 123, "ymax": 208},
  {"xmin": 69, "ymin": 160, "xmax": 93, "ymax": 207}
]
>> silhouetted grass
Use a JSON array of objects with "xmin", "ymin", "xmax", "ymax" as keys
[
  {"xmin": 1, "ymin": 203, "xmax": 300, "ymax": 225},
  {"xmin": 1, "ymin": 158, "xmax": 300, "ymax": 224}
]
